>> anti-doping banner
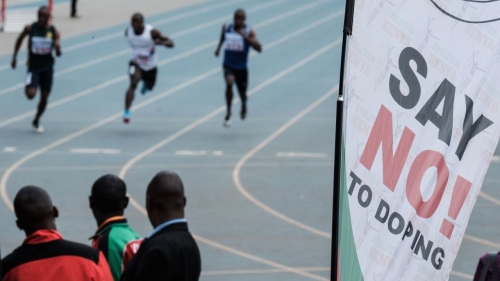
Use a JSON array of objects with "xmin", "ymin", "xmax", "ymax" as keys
[{"xmin": 341, "ymin": 0, "xmax": 500, "ymax": 280}]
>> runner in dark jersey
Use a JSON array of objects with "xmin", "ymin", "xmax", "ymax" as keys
[
  {"xmin": 11, "ymin": 6, "xmax": 61, "ymax": 133},
  {"xmin": 215, "ymin": 9, "xmax": 261, "ymax": 128}
]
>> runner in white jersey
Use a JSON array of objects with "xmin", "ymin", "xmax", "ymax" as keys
[{"xmin": 123, "ymin": 13, "xmax": 174, "ymax": 123}]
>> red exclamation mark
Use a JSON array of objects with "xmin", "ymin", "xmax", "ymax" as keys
[{"xmin": 440, "ymin": 176, "xmax": 472, "ymax": 239}]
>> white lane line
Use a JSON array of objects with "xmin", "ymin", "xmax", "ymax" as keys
[
  {"xmin": 202, "ymin": 267, "xmax": 329, "ymax": 276},
  {"xmin": 70, "ymin": 148, "xmax": 121, "ymax": 154},
  {"xmin": 276, "ymin": 152, "xmax": 328, "ymax": 158},
  {"xmin": 118, "ymin": 41, "xmax": 341, "ymax": 181},
  {"xmin": 478, "ymin": 191, "xmax": 500, "ymax": 206},
  {"xmin": 0, "ymin": 0, "xmax": 248, "ymax": 73},
  {"xmin": 450, "ymin": 270, "xmax": 473, "ymax": 280},
  {"xmin": 231, "ymin": 84, "xmax": 500, "ymax": 258},
  {"xmin": 0, "ymin": 24, "xmax": 340, "ymax": 281},
  {"xmin": 117, "ymin": 43, "xmax": 341, "ymax": 281},
  {"xmin": 492, "ymin": 156, "xmax": 500, "ymax": 161},
  {"xmin": 0, "ymin": 12, "xmax": 342, "ymax": 207},
  {"xmin": 0, "ymin": 0, "xmax": 292, "ymax": 97},
  {"xmin": 234, "ymin": 86, "xmax": 338, "ymax": 239},
  {"xmin": 3, "ymin": 147, "xmax": 17, "ymax": 152},
  {"xmin": 213, "ymin": 151, "xmax": 224, "ymax": 156},
  {"xmin": 0, "ymin": 6, "xmax": 341, "ymax": 131},
  {"xmin": 175, "ymin": 150, "xmax": 208, "ymax": 156}
]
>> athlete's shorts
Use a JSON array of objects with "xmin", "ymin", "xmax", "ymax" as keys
[
  {"xmin": 129, "ymin": 62, "xmax": 157, "ymax": 90},
  {"xmin": 26, "ymin": 66, "xmax": 54, "ymax": 92},
  {"xmin": 223, "ymin": 66, "xmax": 248, "ymax": 93}
]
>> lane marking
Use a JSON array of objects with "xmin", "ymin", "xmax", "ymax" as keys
[
  {"xmin": 0, "ymin": 162, "xmax": 334, "ymax": 172},
  {"xmin": 0, "ymin": 40, "xmax": 342, "ymax": 281},
  {"xmin": 202, "ymin": 267, "xmax": 329, "ymax": 276},
  {"xmin": 0, "ymin": 0, "xmax": 293, "ymax": 97},
  {"xmin": 231, "ymin": 85, "xmax": 500, "ymax": 263},
  {"xmin": 175, "ymin": 150, "xmax": 208, "ymax": 156},
  {"xmin": 450, "ymin": 270, "xmax": 473, "ymax": 280},
  {"xmin": 117, "ymin": 43, "xmax": 342, "ymax": 280},
  {"xmin": 213, "ymin": 151, "xmax": 224, "ymax": 156},
  {"xmin": 0, "ymin": 7, "xmax": 342, "ymax": 131},
  {"xmin": 70, "ymin": 148, "xmax": 121, "ymax": 154},
  {"xmin": 0, "ymin": 0, "xmax": 249, "ymax": 72},
  {"xmin": 276, "ymin": 152, "xmax": 328, "ymax": 158},
  {"xmin": 479, "ymin": 191, "xmax": 500, "ymax": 206},
  {"xmin": 234, "ymin": 86, "xmax": 337, "ymax": 239},
  {"xmin": 3, "ymin": 147, "xmax": 17, "ymax": 152},
  {"xmin": 492, "ymin": 156, "xmax": 500, "ymax": 161}
]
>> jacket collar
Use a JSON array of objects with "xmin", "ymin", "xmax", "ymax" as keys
[
  {"xmin": 89, "ymin": 216, "xmax": 128, "ymax": 239},
  {"xmin": 24, "ymin": 229, "xmax": 63, "ymax": 245}
]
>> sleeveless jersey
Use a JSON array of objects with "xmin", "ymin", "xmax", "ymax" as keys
[
  {"xmin": 28, "ymin": 22, "xmax": 56, "ymax": 70},
  {"xmin": 126, "ymin": 24, "xmax": 157, "ymax": 71},
  {"xmin": 223, "ymin": 23, "xmax": 251, "ymax": 70}
]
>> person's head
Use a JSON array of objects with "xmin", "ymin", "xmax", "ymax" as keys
[
  {"xmin": 89, "ymin": 174, "xmax": 129, "ymax": 226},
  {"xmin": 234, "ymin": 9, "xmax": 246, "ymax": 28},
  {"xmin": 131, "ymin": 13, "xmax": 144, "ymax": 34},
  {"xmin": 37, "ymin": 6, "xmax": 51, "ymax": 28},
  {"xmin": 146, "ymin": 171, "xmax": 186, "ymax": 228},
  {"xmin": 14, "ymin": 186, "xmax": 58, "ymax": 236}
]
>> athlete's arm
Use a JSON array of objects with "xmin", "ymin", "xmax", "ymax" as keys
[
  {"xmin": 241, "ymin": 29, "xmax": 262, "ymax": 52},
  {"xmin": 54, "ymin": 30, "xmax": 62, "ymax": 57},
  {"xmin": 214, "ymin": 24, "xmax": 225, "ymax": 57},
  {"xmin": 151, "ymin": 29, "xmax": 174, "ymax": 48},
  {"xmin": 11, "ymin": 24, "xmax": 31, "ymax": 69}
]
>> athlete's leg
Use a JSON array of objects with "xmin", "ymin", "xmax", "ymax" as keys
[
  {"xmin": 141, "ymin": 68, "xmax": 157, "ymax": 95},
  {"xmin": 25, "ymin": 71, "xmax": 38, "ymax": 100},
  {"xmin": 235, "ymin": 69, "xmax": 248, "ymax": 120},
  {"xmin": 224, "ymin": 69, "xmax": 235, "ymax": 117},
  {"xmin": 32, "ymin": 68, "xmax": 53, "ymax": 133},
  {"xmin": 125, "ymin": 64, "xmax": 141, "ymax": 123}
]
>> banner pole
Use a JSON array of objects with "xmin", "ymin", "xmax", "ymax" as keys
[{"xmin": 331, "ymin": 0, "xmax": 355, "ymax": 280}]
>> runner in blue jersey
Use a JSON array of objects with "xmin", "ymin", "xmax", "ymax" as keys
[{"xmin": 215, "ymin": 9, "xmax": 262, "ymax": 128}]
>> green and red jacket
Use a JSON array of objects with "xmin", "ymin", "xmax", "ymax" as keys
[{"xmin": 90, "ymin": 217, "xmax": 141, "ymax": 281}]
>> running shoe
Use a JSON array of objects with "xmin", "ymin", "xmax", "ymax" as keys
[
  {"xmin": 32, "ymin": 121, "xmax": 44, "ymax": 134},
  {"xmin": 123, "ymin": 110, "xmax": 131, "ymax": 123},
  {"xmin": 223, "ymin": 114, "xmax": 232, "ymax": 128}
]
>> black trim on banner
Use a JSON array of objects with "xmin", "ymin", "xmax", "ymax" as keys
[{"xmin": 429, "ymin": 0, "xmax": 500, "ymax": 23}]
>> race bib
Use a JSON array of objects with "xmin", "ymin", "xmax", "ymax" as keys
[
  {"xmin": 224, "ymin": 33, "xmax": 244, "ymax": 52},
  {"xmin": 31, "ymin": 36, "xmax": 53, "ymax": 55}
]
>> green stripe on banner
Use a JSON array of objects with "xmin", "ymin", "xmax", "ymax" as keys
[{"xmin": 339, "ymin": 139, "xmax": 364, "ymax": 281}]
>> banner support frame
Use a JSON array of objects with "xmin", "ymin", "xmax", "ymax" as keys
[{"xmin": 331, "ymin": 0, "xmax": 355, "ymax": 280}]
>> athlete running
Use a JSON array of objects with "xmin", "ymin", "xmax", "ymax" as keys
[
  {"xmin": 215, "ymin": 9, "xmax": 262, "ymax": 128},
  {"xmin": 11, "ymin": 6, "xmax": 61, "ymax": 133},
  {"xmin": 123, "ymin": 13, "xmax": 174, "ymax": 123}
]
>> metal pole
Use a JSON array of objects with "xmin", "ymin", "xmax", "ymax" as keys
[{"xmin": 331, "ymin": 0, "xmax": 355, "ymax": 280}]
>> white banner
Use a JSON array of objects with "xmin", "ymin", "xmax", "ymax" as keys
[{"xmin": 343, "ymin": 0, "xmax": 500, "ymax": 280}]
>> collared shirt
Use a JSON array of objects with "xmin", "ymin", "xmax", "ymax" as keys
[{"xmin": 147, "ymin": 218, "xmax": 187, "ymax": 239}]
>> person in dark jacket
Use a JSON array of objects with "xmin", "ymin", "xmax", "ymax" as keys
[
  {"xmin": 89, "ymin": 174, "xmax": 141, "ymax": 281},
  {"xmin": 121, "ymin": 171, "xmax": 201, "ymax": 281},
  {"xmin": 1, "ymin": 186, "xmax": 113, "ymax": 281}
]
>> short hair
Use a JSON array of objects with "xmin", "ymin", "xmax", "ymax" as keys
[
  {"xmin": 38, "ymin": 6, "xmax": 50, "ymax": 13},
  {"xmin": 14, "ymin": 186, "xmax": 53, "ymax": 223},
  {"xmin": 91, "ymin": 175, "xmax": 127, "ymax": 213}
]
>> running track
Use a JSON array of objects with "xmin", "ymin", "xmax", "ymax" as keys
[{"xmin": 0, "ymin": 0, "xmax": 499, "ymax": 280}]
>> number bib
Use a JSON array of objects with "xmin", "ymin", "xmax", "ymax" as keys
[
  {"xmin": 224, "ymin": 33, "xmax": 244, "ymax": 52},
  {"xmin": 31, "ymin": 36, "xmax": 53, "ymax": 55}
]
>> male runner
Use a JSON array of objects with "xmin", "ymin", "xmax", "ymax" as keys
[
  {"xmin": 124, "ymin": 13, "xmax": 174, "ymax": 123},
  {"xmin": 215, "ymin": 9, "xmax": 261, "ymax": 128},
  {"xmin": 11, "ymin": 6, "xmax": 61, "ymax": 133}
]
